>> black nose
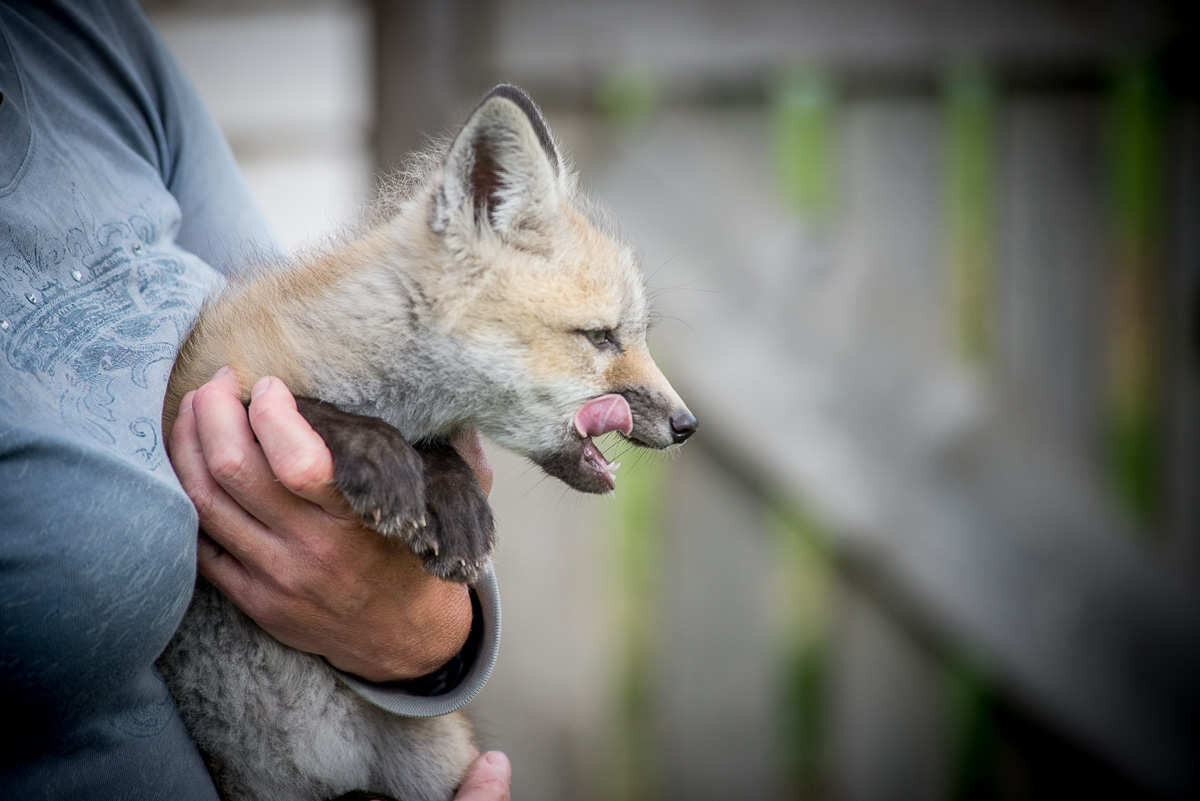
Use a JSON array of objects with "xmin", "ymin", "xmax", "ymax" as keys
[{"xmin": 670, "ymin": 411, "xmax": 698, "ymax": 443}]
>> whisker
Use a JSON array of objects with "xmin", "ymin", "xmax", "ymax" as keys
[
  {"xmin": 648, "ymin": 312, "xmax": 694, "ymax": 333},
  {"xmin": 648, "ymin": 284, "xmax": 721, "ymax": 296}
]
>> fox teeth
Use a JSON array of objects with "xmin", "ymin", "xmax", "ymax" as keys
[{"xmin": 609, "ymin": 462, "xmax": 621, "ymax": 472}]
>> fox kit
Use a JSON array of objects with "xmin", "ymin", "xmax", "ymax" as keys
[{"xmin": 157, "ymin": 85, "xmax": 696, "ymax": 801}]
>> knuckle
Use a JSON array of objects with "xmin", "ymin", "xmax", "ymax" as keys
[
  {"xmin": 192, "ymin": 381, "xmax": 214, "ymax": 402},
  {"xmin": 247, "ymin": 394, "xmax": 281, "ymax": 427},
  {"xmin": 207, "ymin": 445, "xmax": 249, "ymax": 485},
  {"xmin": 303, "ymin": 533, "xmax": 340, "ymax": 570},
  {"xmin": 278, "ymin": 451, "xmax": 331, "ymax": 495},
  {"xmin": 255, "ymin": 555, "xmax": 305, "ymax": 601},
  {"xmin": 271, "ymin": 570, "xmax": 306, "ymax": 601}
]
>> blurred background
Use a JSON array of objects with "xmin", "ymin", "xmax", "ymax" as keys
[{"xmin": 144, "ymin": 1, "xmax": 1200, "ymax": 799}]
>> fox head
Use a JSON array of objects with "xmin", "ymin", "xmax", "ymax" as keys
[{"xmin": 411, "ymin": 85, "xmax": 697, "ymax": 493}]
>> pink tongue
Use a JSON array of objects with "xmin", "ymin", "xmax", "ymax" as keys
[{"xmin": 573, "ymin": 394, "xmax": 633, "ymax": 438}]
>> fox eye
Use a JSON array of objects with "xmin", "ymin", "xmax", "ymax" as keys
[{"xmin": 581, "ymin": 328, "xmax": 618, "ymax": 351}]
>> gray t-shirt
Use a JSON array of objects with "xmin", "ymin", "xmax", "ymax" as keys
[{"xmin": 0, "ymin": 2, "xmax": 498, "ymax": 797}]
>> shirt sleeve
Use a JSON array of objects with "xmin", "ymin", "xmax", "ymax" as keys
[{"xmin": 334, "ymin": 565, "xmax": 503, "ymax": 718}]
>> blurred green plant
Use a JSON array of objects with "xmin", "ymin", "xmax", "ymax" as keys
[
  {"xmin": 769, "ymin": 72, "xmax": 838, "ymax": 795},
  {"xmin": 943, "ymin": 65, "xmax": 997, "ymax": 363},
  {"xmin": 771, "ymin": 70, "xmax": 837, "ymax": 215},
  {"xmin": 606, "ymin": 436, "xmax": 667, "ymax": 801},
  {"xmin": 1105, "ymin": 59, "xmax": 1166, "ymax": 527},
  {"xmin": 941, "ymin": 65, "xmax": 1004, "ymax": 798},
  {"xmin": 946, "ymin": 657, "xmax": 1000, "ymax": 801},
  {"xmin": 596, "ymin": 71, "xmax": 658, "ymax": 127},
  {"xmin": 768, "ymin": 501, "xmax": 833, "ymax": 798}
]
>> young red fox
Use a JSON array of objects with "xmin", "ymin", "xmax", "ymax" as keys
[{"xmin": 158, "ymin": 85, "xmax": 696, "ymax": 801}]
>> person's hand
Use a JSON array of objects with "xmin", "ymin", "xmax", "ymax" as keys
[
  {"xmin": 453, "ymin": 751, "xmax": 512, "ymax": 801},
  {"xmin": 168, "ymin": 366, "xmax": 491, "ymax": 682}
]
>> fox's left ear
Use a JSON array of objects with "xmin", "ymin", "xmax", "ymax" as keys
[{"xmin": 432, "ymin": 84, "xmax": 563, "ymax": 239}]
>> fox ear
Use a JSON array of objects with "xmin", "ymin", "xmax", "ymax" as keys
[{"xmin": 432, "ymin": 84, "xmax": 562, "ymax": 238}]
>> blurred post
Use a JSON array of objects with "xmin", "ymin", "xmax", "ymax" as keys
[
  {"xmin": 773, "ymin": 70, "xmax": 837, "ymax": 216},
  {"xmin": 371, "ymin": 0, "xmax": 496, "ymax": 178},
  {"xmin": 944, "ymin": 66, "xmax": 997, "ymax": 364},
  {"xmin": 607, "ymin": 448, "xmax": 666, "ymax": 801},
  {"xmin": 768, "ymin": 505, "xmax": 832, "ymax": 799},
  {"xmin": 1105, "ymin": 59, "xmax": 1166, "ymax": 527}
]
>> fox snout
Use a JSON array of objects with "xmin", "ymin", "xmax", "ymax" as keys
[
  {"xmin": 604, "ymin": 346, "xmax": 696, "ymax": 450},
  {"xmin": 620, "ymin": 386, "xmax": 698, "ymax": 449}
]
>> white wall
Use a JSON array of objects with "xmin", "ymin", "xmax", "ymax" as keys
[{"xmin": 152, "ymin": 3, "xmax": 373, "ymax": 254}]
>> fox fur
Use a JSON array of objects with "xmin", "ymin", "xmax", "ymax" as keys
[{"xmin": 158, "ymin": 85, "xmax": 695, "ymax": 801}]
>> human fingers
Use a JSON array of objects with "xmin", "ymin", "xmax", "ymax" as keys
[
  {"xmin": 450, "ymin": 426, "xmax": 493, "ymax": 497},
  {"xmin": 170, "ymin": 384, "xmax": 277, "ymax": 571},
  {"xmin": 453, "ymin": 751, "xmax": 511, "ymax": 801},
  {"xmin": 191, "ymin": 369, "xmax": 326, "ymax": 534},
  {"xmin": 194, "ymin": 531, "xmax": 261, "ymax": 605},
  {"xmin": 170, "ymin": 388, "xmax": 271, "ymax": 608},
  {"xmin": 246, "ymin": 376, "xmax": 351, "ymax": 516}
]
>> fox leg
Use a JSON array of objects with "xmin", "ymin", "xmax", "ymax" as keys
[
  {"xmin": 293, "ymin": 396, "xmax": 429, "ymax": 542},
  {"xmin": 412, "ymin": 439, "xmax": 494, "ymax": 583},
  {"xmin": 293, "ymin": 397, "xmax": 493, "ymax": 583}
]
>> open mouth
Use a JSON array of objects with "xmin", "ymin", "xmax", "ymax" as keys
[
  {"xmin": 570, "ymin": 393, "xmax": 634, "ymax": 491},
  {"xmin": 533, "ymin": 394, "xmax": 635, "ymax": 493}
]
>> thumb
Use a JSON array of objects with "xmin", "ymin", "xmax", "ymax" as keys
[{"xmin": 454, "ymin": 751, "xmax": 511, "ymax": 801}]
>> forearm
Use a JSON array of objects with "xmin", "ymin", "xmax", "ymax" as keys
[{"xmin": 334, "ymin": 565, "xmax": 501, "ymax": 717}]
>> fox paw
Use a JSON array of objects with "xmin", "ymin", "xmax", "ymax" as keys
[
  {"xmin": 414, "ymin": 441, "xmax": 495, "ymax": 583},
  {"xmin": 294, "ymin": 397, "xmax": 427, "ymax": 538}
]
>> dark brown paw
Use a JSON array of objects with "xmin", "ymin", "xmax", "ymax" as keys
[
  {"xmin": 415, "ymin": 441, "xmax": 495, "ymax": 583},
  {"xmin": 294, "ymin": 397, "xmax": 428, "ymax": 541}
]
